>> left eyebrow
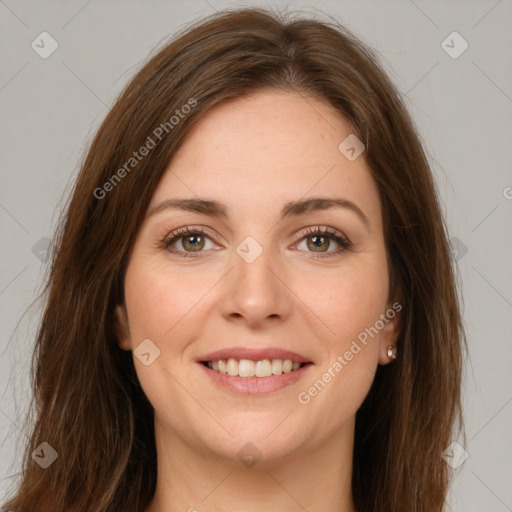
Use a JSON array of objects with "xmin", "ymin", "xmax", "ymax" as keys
[
  {"xmin": 281, "ymin": 197, "xmax": 371, "ymax": 232},
  {"xmin": 146, "ymin": 196, "xmax": 371, "ymax": 232}
]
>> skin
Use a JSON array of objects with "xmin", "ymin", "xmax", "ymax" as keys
[{"xmin": 115, "ymin": 90, "xmax": 401, "ymax": 512}]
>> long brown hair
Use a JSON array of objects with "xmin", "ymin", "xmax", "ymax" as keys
[{"xmin": 3, "ymin": 7, "xmax": 466, "ymax": 512}]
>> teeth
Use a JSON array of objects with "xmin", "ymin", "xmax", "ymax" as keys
[
  {"xmin": 254, "ymin": 359, "xmax": 272, "ymax": 377},
  {"xmin": 227, "ymin": 358, "xmax": 238, "ymax": 376},
  {"xmin": 239, "ymin": 359, "xmax": 255, "ymax": 377},
  {"xmin": 218, "ymin": 359, "xmax": 228, "ymax": 374},
  {"xmin": 271, "ymin": 359, "xmax": 282, "ymax": 375},
  {"xmin": 206, "ymin": 358, "xmax": 303, "ymax": 377}
]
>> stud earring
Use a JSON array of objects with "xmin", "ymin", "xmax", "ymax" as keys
[{"xmin": 387, "ymin": 345, "xmax": 397, "ymax": 359}]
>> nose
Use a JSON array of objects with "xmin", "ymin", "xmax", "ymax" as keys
[{"xmin": 220, "ymin": 241, "xmax": 292, "ymax": 328}]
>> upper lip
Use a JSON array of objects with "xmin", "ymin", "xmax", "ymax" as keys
[{"xmin": 198, "ymin": 346, "xmax": 312, "ymax": 363}]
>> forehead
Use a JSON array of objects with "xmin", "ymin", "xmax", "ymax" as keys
[{"xmin": 149, "ymin": 90, "xmax": 381, "ymax": 226}]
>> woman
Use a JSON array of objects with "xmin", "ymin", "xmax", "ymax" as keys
[{"xmin": 3, "ymin": 7, "xmax": 466, "ymax": 512}]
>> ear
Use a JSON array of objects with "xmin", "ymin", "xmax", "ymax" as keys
[
  {"xmin": 114, "ymin": 303, "xmax": 132, "ymax": 351},
  {"xmin": 377, "ymin": 301, "xmax": 402, "ymax": 365}
]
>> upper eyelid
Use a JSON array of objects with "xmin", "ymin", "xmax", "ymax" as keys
[
  {"xmin": 164, "ymin": 225, "xmax": 221, "ymax": 245},
  {"xmin": 175, "ymin": 225, "xmax": 224, "ymax": 244},
  {"xmin": 292, "ymin": 225, "xmax": 343, "ymax": 240},
  {"xmin": 164, "ymin": 224, "xmax": 348, "ymax": 248}
]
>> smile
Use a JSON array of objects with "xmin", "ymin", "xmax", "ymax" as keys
[
  {"xmin": 202, "ymin": 358, "xmax": 305, "ymax": 377},
  {"xmin": 197, "ymin": 346, "xmax": 313, "ymax": 394}
]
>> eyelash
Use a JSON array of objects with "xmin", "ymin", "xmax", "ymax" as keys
[{"xmin": 161, "ymin": 225, "xmax": 352, "ymax": 259}]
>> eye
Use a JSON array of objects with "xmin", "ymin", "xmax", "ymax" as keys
[
  {"xmin": 293, "ymin": 226, "xmax": 352, "ymax": 258},
  {"xmin": 161, "ymin": 226, "xmax": 219, "ymax": 257},
  {"xmin": 161, "ymin": 225, "xmax": 352, "ymax": 259}
]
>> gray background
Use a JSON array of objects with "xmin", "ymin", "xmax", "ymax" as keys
[{"xmin": 1, "ymin": 0, "xmax": 511, "ymax": 510}]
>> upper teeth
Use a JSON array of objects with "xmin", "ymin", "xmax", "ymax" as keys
[{"xmin": 206, "ymin": 358, "xmax": 302, "ymax": 377}]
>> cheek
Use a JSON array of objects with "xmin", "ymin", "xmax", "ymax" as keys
[
  {"xmin": 297, "ymin": 260, "xmax": 389, "ymax": 351},
  {"xmin": 292, "ymin": 260, "xmax": 388, "ymax": 427},
  {"xmin": 123, "ymin": 258, "xmax": 213, "ymax": 344},
  {"xmin": 122, "ymin": 260, "xmax": 217, "ymax": 430}
]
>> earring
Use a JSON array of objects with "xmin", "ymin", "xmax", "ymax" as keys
[{"xmin": 387, "ymin": 345, "xmax": 397, "ymax": 359}]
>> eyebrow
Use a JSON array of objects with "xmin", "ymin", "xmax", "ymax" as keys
[{"xmin": 146, "ymin": 197, "xmax": 371, "ymax": 231}]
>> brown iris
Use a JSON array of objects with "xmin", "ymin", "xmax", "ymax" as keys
[
  {"xmin": 182, "ymin": 234, "xmax": 205, "ymax": 252},
  {"xmin": 307, "ymin": 235, "xmax": 329, "ymax": 252}
]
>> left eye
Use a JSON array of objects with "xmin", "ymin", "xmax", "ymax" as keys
[{"xmin": 293, "ymin": 227, "xmax": 352, "ymax": 257}]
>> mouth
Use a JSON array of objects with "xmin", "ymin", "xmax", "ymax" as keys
[
  {"xmin": 197, "ymin": 347, "xmax": 313, "ymax": 395},
  {"xmin": 201, "ymin": 358, "xmax": 309, "ymax": 377}
]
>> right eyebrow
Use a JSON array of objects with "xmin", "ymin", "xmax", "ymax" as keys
[{"xmin": 146, "ymin": 198, "xmax": 228, "ymax": 220}]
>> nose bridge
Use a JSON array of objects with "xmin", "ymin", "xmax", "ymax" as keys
[{"xmin": 221, "ymin": 235, "xmax": 290, "ymax": 323}]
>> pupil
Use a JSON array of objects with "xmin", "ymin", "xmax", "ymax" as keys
[
  {"xmin": 309, "ymin": 235, "xmax": 328, "ymax": 251},
  {"xmin": 185, "ymin": 235, "xmax": 203, "ymax": 251}
]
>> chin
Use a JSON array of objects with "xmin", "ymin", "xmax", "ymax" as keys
[{"xmin": 198, "ymin": 415, "xmax": 309, "ymax": 467}]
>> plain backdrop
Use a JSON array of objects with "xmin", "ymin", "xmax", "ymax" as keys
[{"xmin": 1, "ymin": 1, "xmax": 511, "ymax": 510}]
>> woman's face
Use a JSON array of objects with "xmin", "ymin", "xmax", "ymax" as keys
[{"xmin": 115, "ymin": 90, "xmax": 400, "ymax": 465}]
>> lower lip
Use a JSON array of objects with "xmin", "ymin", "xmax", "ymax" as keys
[{"xmin": 198, "ymin": 362, "xmax": 313, "ymax": 395}]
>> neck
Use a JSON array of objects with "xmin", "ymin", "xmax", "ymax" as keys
[{"xmin": 146, "ymin": 417, "xmax": 356, "ymax": 512}]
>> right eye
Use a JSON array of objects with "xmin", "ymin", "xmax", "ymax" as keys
[{"xmin": 162, "ymin": 226, "xmax": 220, "ymax": 258}]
